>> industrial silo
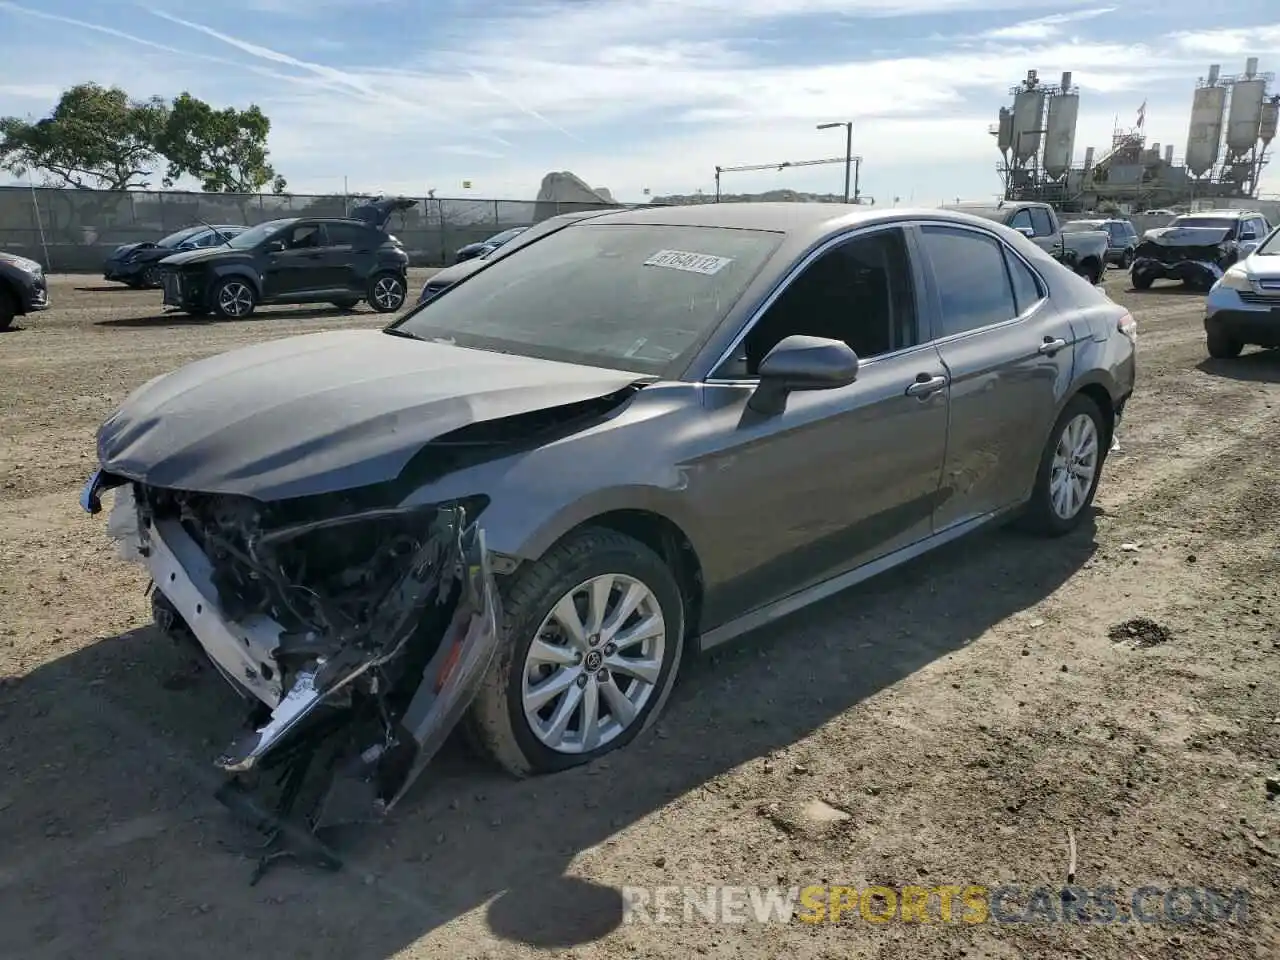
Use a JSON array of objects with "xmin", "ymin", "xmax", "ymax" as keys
[
  {"xmin": 996, "ymin": 107, "xmax": 1014, "ymax": 157},
  {"xmin": 1185, "ymin": 65, "xmax": 1227, "ymax": 177},
  {"xmin": 1259, "ymin": 98, "xmax": 1278, "ymax": 146},
  {"xmin": 1043, "ymin": 72, "xmax": 1078, "ymax": 180},
  {"xmin": 1012, "ymin": 71, "xmax": 1045, "ymax": 164},
  {"xmin": 1226, "ymin": 58, "xmax": 1266, "ymax": 160}
]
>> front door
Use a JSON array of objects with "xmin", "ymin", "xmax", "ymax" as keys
[
  {"xmin": 693, "ymin": 226, "xmax": 950, "ymax": 624},
  {"xmin": 262, "ymin": 223, "xmax": 331, "ymax": 298},
  {"xmin": 915, "ymin": 223, "xmax": 1079, "ymax": 531}
]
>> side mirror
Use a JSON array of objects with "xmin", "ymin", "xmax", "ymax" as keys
[
  {"xmin": 747, "ymin": 335, "xmax": 859, "ymax": 416},
  {"xmin": 1015, "ymin": 226, "xmax": 1036, "ymax": 239},
  {"xmin": 266, "ymin": 239, "xmax": 286, "ymax": 253}
]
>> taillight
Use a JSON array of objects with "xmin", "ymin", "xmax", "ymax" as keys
[{"xmin": 1118, "ymin": 311, "xmax": 1137, "ymax": 344}]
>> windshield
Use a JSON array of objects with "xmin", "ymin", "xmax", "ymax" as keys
[
  {"xmin": 224, "ymin": 219, "xmax": 294, "ymax": 249},
  {"xmin": 1062, "ymin": 221, "xmax": 1104, "ymax": 233},
  {"xmin": 393, "ymin": 222, "xmax": 784, "ymax": 375},
  {"xmin": 156, "ymin": 226, "xmax": 204, "ymax": 248},
  {"xmin": 1255, "ymin": 227, "xmax": 1280, "ymax": 256},
  {"xmin": 1171, "ymin": 216, "xmax": 1236, "ymax": 230}
]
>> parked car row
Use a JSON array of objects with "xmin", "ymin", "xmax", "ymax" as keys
[{"xmin": 0, "ymin": 249, "xmax": 50, "ymax": 331}]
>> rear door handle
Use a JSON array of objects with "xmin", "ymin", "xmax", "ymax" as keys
[
  {"xmin": 905, "ymin": 374, "xmax": 948, "ymax": 398},
  {"xmin": 1038, "ymin": 337, "xmax": 1068, "ymax": 355}
]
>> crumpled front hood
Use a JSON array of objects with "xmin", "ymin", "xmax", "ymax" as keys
[
  {"xmin": 97, "ymin": 329, "xmax": 649, "ymax": 500},
  {"xmin": 108, "ymin": 242, "xmax": 146, "ymax": 260},
  {"xmin": 1143, "ymin": 226, "xmax": 1233, "ymax": 247}
]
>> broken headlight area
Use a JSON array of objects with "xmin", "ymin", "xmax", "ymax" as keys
[{"xmin": 108, "ymin": 481, "xmax": 500, "ymax": 881}]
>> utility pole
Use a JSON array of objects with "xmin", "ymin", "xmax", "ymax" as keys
[{"xmin": 818, "ymin": 121, "xmax": 855, "ymax": 202}]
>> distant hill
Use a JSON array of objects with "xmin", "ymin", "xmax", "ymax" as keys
[{"xmin": 651, "ymin": 189, "xmax": 848, "ymax": 205}]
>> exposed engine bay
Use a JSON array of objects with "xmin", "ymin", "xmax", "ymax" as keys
[{"xmin": 87, "ymin": 472, "xmax": 500, "ymax": 882}]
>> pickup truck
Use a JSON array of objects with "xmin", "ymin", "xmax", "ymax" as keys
[{"xmin": 940, "ymin": 201, "xmax": 1110, "ymax": 284}]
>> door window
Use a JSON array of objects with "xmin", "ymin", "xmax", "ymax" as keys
[
  {"xmin": 1009, "ymin": 209, "xmax": 1033, "ymax": 233},
  {"xmin": 284, "ymin": 224, "xmax": 325, "ymax": 249},
  {"xmin": 326, "ymin": 223, "xmax": 369, "ymax": 248},
  {"xmin": 1004, "ymin": 249, "xmax": 1045, "ymax": 315},
  {"xmin": 1029, "ymin": 207, "xmax": 1055, "ymax": 237},
  {"xmin": 920, "ymin": 225, "xmax": 1019, "ymax": 338},
  {"xmin": 1106, "ymin": 223, "xmax": 1125, "ymax": 241},
  {"xmin": 728, "ymin": 228, "xmax": 918, "ymax": 377}
]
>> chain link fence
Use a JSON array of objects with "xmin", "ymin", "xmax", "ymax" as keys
[{"xmin": 0, "ymin": 187, "xmax": 634, "ymax": 271}]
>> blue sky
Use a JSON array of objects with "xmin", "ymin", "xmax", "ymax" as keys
[{"xmin": 2, "ymin": 0, "xmax": 1279, "ymax": 202}]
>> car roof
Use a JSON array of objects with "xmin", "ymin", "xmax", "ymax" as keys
[
  {"xmin": 1178, "ymin": 209, "xmax": 1251, "ymax": 218},
  {"xmin": 561, "ymin": 202, "xmax": 1018, "ymax": 245}
]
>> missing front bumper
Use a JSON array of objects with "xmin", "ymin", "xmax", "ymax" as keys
[{"xmin": 91, "ymin": 478, "xmax": 502, "ymax": 873}]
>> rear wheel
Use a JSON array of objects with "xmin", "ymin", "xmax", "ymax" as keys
[
  {"xmin": 465, "ymin": 527, "xmax": 685, "ymax": 777},
  {"xmin": 1120, "ymin": 249, "xmax": 1134, "ymax": 269},
  {"xmin": 1019, "ymin": 394, "xmax": 1107, "ymax": 537},
  {"xmin": 141, "ymin": 265, "xmax": 163, "ymax": 288},
  {"xmin": 1206, "ymin": 328, "xmax": 1243, "ymax": 359},
  {"xmin": 212, "ymin": 278, "xmax": 256, "ymax": 319},
  {"xmin": 1075, "ymin": 259, "xmax": 1102, "ymax": 285},
  {"xmin": 1131, "ymin": 269, "xmax": 1153, "ymax": 291},
  {"xmin": 330, "ymin": 298, "xmax": 360, "ymax": 311},
  {"xmin": 367, "ymin": 272, "xmax": 406, "ymax": 313}
]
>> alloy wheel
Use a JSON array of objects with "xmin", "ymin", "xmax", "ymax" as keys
[
  {"xmin": 1049, "ymin": 413, "xmax": 1099, "ymax": 521},
  {"xmin": 217, "ymin": 281, "xmax": 254, "ymax": 318},
  {"xmin": 373, "ymin": 276, "xmax": 404, "ymax": 310},
  {"xmin": 521, "ymin": 574, "xmax": 666, "ymax": 754}
]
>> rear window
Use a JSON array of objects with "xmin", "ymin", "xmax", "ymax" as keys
[
  {"xmin": 1062, "ymin": 221, "xmax": 1104, "ymax": 233},
  {"xmin": 394, "ymin": 222, "xmax": 784, "ymax": 375}
]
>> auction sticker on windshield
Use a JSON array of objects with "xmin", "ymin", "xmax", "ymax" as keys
[{"xmin": 644, "ymin": 250, "xmax": 734, "ymax": 275}]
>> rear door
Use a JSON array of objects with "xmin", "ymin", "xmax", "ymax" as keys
[
  {"xmin": 915, "ymin": 222, "xmax": 1078, "ymax": 531},
  {"xmin": 322, "ymin": 221, "xmax": 376, "ymax": 293}
]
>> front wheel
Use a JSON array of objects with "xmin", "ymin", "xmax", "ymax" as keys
[
  {"xmin": 367, "ymin": 272, "xmax": 407, "ymax": 313},
  {"xmin": 1019, "ymin": 394, "xmax": 1107, "ymax": 537},
  {"xmin": 212, "ymin": 277, "xmax": 257, "ymax": 319},
  {"xmin": 1131, "ymin": 269, "xmax": 1153, "ymax": 291},
  {"xmin": 465, "ymin": 527, "xmax": 686, "ymax": 777},
  {"xmin": 1206, "ymin": 328, "xmax": 1243, "ymax": 359}
]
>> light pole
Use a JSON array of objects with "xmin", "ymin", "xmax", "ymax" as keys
[{"xmin": 817, "ymin": 121, "xmax": 853, "ymax": 203}]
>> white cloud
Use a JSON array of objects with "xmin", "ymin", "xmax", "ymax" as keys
[
  {"xmin": 982, "ymin": 7, "xmax": 1115, "ymax": 42},
  {"xmin": 3, "ymin": 0, "xmax": 1279, "ymax": 200}
]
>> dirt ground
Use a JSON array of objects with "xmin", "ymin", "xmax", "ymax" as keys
[{"xmin": 1, "ymin": 269, "xmax": 1278, "ymax": 960}]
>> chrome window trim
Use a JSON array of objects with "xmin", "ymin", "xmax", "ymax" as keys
[{"xmin": 703, "ymin": 217, "xmax": 1053, "ymax": 384}]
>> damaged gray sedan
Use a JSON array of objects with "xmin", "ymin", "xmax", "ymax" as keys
[{"xmin": 81, "ymin": 203, "xmax": 1135, "ymax": 870}]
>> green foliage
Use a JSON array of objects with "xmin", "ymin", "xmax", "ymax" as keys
[
  {"xmin": 158, "ymin": 93, "xmax": 286, "ymax": 194},
  {"xmin": 0, "ymin": 84, "xmax": 286, "ymax": 194},
  {"xmin": 0, "ymin": 83, "xmax": 168, "ymax": 190}
]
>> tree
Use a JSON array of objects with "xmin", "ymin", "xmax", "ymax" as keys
[
  {"xmin": 158, "ymin": 93, "xmax": 286, "ymax": 194},
  {"xmin": 0, "ymin": 83, "xmax": 168, "ymax": 190}
]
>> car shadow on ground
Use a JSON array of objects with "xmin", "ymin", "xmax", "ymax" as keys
[
  {"xmin": 74, "ymin": 285, "xmax": 143, "ymax": 293},
  {"xmin": 0, "ymin": 516, "xmax": 1098, "ymax": 958},
  {"xmin": 1197, "ymin": 349, "xmax": 1280, "ymax": 383},
  {"xmin": 1125, "ymin": 283, "xmax": 1206, "ymax": 295},
  {"xmin": 96, "ymin": 307, "xmax": 366, "ymax": 328}
]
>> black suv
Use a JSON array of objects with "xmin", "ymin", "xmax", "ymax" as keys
[{"xmin": 157, "ymin": 197, "xmax": 417, "ymax": 319}]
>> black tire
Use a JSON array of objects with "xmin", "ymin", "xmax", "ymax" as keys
[
  {"xmin": 464, "ymin": 527, "xmax": 686, "ymax": 777},
  {"xmin": 211, "ymin": 277, "xmax": 256, "ymax": 320},
  {"xmin": 1018, "ymin": 393, "xmax": 1108, "ymax": 537},
  {"xmin": 1120, "ymin": 249, "xmax": 1134, "ymax": 269},
  {"xmin": 1075, "ymin": 259, "xmax": 1102, "ymax": 285},
  {"xmin": 141, "ymin": 265, "xmax": 163, "ymax": 288},
  {"xmin": 367, "ymin": 272, "xmax": 407, "ymax": 313},
  {"xmin": 1131, "ymin": 269, "xmax": 1153, "ymax": 291},
  {"xmin": 1206, "ymin": 328, "xmax": 1243, "ymax": 359},
  {"xmin": 0, "ymin": 286, "xmax": 15, "ymax": 331}
]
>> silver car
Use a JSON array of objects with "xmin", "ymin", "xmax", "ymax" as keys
[{"xmin": 1204, "ymin": 224, "xmax": 1280, "ymax": 358}]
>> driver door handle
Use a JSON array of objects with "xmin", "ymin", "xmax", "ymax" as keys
[
  {"xmin": 1038, "ymin": 337, "xmax": 1068, "ymax": 355},
  {"xmin": 905, "ymin": 373, "xmax": 948, "ymax": 398}
]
